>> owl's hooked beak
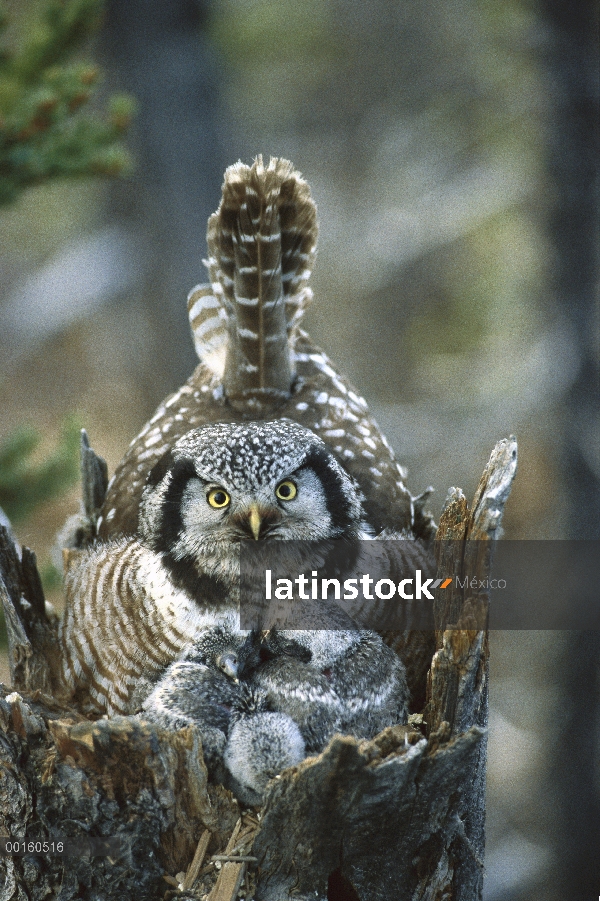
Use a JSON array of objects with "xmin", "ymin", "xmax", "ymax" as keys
[
  {"xmin": 238, "ymin": 502, "xmax": 281, "ymax": 540},
  {"xmin": 218, "ymin": 652, "xmax": 239, "ymax": 682},
  {"xmin": 248, "ymin": 504, "xmax": 262, "ymax": 541}
]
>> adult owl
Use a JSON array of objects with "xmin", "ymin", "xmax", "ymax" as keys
[
  {"xmin": 60, "ymin": 420, "xmax": 431, "ymax": 716},
  {"xmin": 60, "ymin": 157, "xmax": 436, "ymax": 715},
  {"xmin": 59, "ymin": 419, "xmax": 429, "ymax": 717}
]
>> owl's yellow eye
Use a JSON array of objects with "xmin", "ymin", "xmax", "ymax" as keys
[
  {"xmin": 207, "ymin": 487, "xmax": 230, "ymax": 509},
  {"xmin": 275, "ymin": 480, "xmax": 297, "ymax": 501}
]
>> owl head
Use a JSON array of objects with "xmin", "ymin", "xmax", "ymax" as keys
[
  {"xmin": 181, "ymin": 626, "xmax": 262, "ymax": 681},
  {"xmin": 138, "ymin": 420, "xmax": 366, "ymax": 584}
]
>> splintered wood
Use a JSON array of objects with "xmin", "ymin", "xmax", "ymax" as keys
[
  {"xmin": 166, "ymin": 813, "xmax": 260, "ymax": 901},
  {"xmin": 207, "ymin": 816, "xmax": 260, "ymax": 901},
  {"xmin": 182, "ymin": 829, "xmax": 211, "ymax": 891}
]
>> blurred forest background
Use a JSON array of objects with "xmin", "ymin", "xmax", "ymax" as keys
[{"xmin": 0, "ymin": 1, "xmax": 598, "ymax": 899}]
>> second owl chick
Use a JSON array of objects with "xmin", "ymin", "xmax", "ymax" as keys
[
  {"xmin": 254, "ymin": 628, "xmax": 409, "ymax": 751},
  {"xmin": 138, "ymin": 625, "xmax": 253, "ymax": 773}
]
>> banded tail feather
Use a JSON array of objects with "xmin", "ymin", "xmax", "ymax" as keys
[{"xmin": 191, "ymin": 156, "xmax": 318, "ymax": 410}]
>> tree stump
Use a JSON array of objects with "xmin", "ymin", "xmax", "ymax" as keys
[{"xmin": 0, "ymin": 437, "xmax": 517, "ymax": 900}]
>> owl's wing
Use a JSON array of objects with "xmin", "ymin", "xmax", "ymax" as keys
[{"xmin": 59, "ymin": 540, "xmax": 196, "ymax": 716}]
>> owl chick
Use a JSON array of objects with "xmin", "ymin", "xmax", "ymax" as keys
[
  {"xmin": 251, "ymin": 628, "xmax": 409, "ymax": 752},
  {"xmin": 136, "ymin": 626, "xmax": 307, "ymax": 804},
  {"xmin": 58, "ymin": 419, "xmax": 369, "ymax": 716},
  {"xmin": 245, "ymin": 651, "xmax": 343, "ymax": 755},
  {"xmin": 324, "ymin": 632, "xmax": 409, "ymax": 738},
  {"xmin": 224, "ymin": 712, "xmax": 306, "ymax": 807},
  {"xmin": 137, "ymin": 625, "xmax": 255, "ymax": 774}
]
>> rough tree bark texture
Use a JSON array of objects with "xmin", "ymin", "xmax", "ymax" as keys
[{"xmin": 0, "ymin": 438, "xmax": 516, "ymax": 901}]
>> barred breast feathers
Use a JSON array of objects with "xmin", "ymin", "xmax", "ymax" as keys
[
  {"xmin": 59, "ymin": 539, "xmax": 239, "ymax": 716},
  {"xmin": 187, "ymin": 156, "xmax": 318, "ymax": 410}
]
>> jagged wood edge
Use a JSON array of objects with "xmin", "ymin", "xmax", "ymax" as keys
[
  {"xmin": 0, "ymin": 428, "xmax": 109, "ymax": 694},
  {"xmin": 80, "ymin": 429, "xmax": 109, "ymax": 528},
  {"xmin": 424, "ymin": 435, "xmax": 518, "ymax": 897},
  {"xmin": 0, "ymin": 527, "xmax": 59, "ymax": 693}
]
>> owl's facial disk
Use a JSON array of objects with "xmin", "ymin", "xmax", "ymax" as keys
[
  {"xmin": 175, "ymin": 465, "xmax": 336, "ymax": 559},
  {"xmin": 138, "ymin": 427, "xmax": 366, "ymax": 585}
]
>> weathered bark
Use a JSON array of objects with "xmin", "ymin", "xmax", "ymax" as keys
[
  {"xmin": 1, "ymin": 438, "xmax": 516, "ymax": 900},
  {"xmin": 0, "ymin": 537, "xmax": 59, "ymax": 698},
  {"xmin": 0, "ymin": 692, "xmax": 241, "ymax": 900}
]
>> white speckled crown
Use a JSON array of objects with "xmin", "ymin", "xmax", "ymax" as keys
[{"xmin": 166, "ymin": 419, "xmax": 345, "ymax": 491}]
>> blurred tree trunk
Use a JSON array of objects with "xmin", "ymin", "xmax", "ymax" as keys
[
  {"xmin": 549, "ymin": 631, "xmax": 600, "ymax": 901},
  {"xmin": 541, "ymin": 4, "xmax": 600, "ymax": 899},
  {"xmin": 542, "ymin": 0, "xmax": 600, "ymax": 540},
  {"xmin": 101, "ymin": 0, "xmax": 229, "ymax": 396}
]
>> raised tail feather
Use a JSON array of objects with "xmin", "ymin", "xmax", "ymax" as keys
[{"xmin": 187, "ymin": 156, "xmax": 318, "ymax": 411}]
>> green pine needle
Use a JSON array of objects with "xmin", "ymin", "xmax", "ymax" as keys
[
  {"xmin": 0, "ymin": 0, "xmax": 135, "ymax": 205},
  {"xmin": 0, "ymin": 416, "xmax": 81, "ymax": 524}
]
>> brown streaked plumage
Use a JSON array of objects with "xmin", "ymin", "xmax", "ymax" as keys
[{"xmin": 59, "ymin": 538, "xmax": 238, "ymax": 715}]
